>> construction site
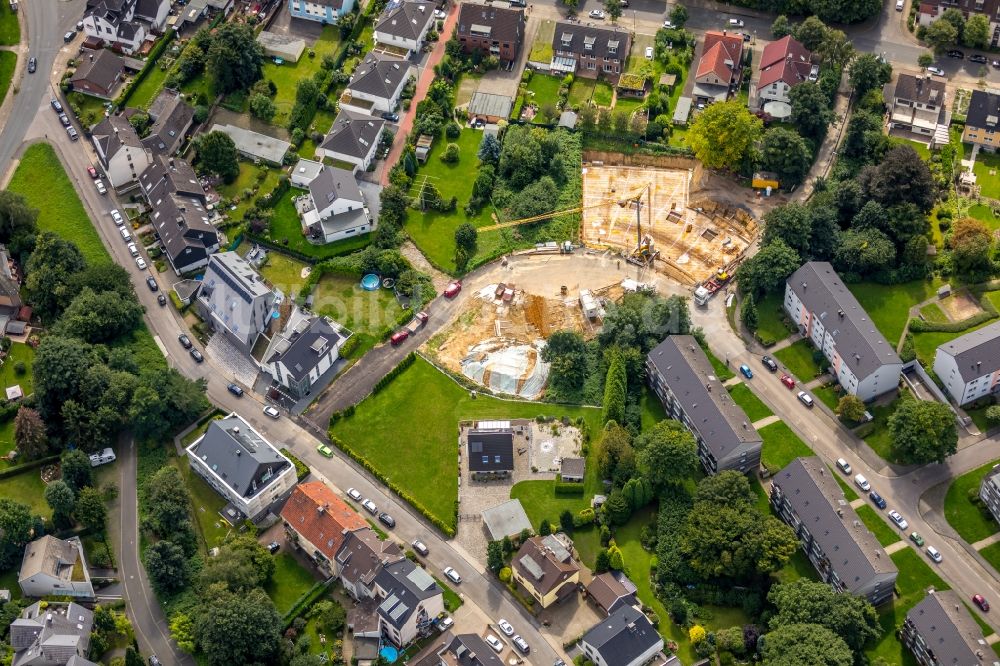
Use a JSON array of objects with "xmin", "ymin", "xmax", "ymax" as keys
[{"xmin": 579, "ymin": 164, "xmax": 759, "ymax": 286}]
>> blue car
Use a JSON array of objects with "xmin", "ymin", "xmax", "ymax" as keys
[
  {"xmin": 869, "ymin": 490, "xmax": 887, "ymax": 509},
  {"xmin": 739, "ymin": 364, "xmax": 753, "ymax": 379}
]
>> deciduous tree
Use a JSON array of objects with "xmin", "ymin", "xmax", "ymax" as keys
[
  {"xmin": 836, "ymin": 394, "xmax": 866, "ymax": 422},
  {"xmin": 736, "ymin": 239, "xmax": 801, "ymax": 297},
  {"xmin": 541, "ymin": 330, "xmax": 588, "ymax": 396},
  {"xmin": 0, "ymin": 190, "xmax": 38, "ymax": 259},
  {"xmin": 760, "ymin": 623, "xmax": 853, "ymax": 666},
  {"xmin": 207, "ymin": 23, "xmax": 264, "ymax": 94},
  {"xmin": 60, "ymin": 449, "xmax": 94, "ymax": 493},
  {"xmin": 924, "ymin": 18, "xmax": 959, "ymax": 53},
  {"xmin": 789, "ymin": 83, "xmax": 833, "ymax": 140},
  {"xmin": 57, "ymin": 287, "xmax": 144, "ymax": 343},
  {"xmin": 25, "ymin": 232, "xmax": 87, "ymax": 321},
  {"xmin": 694, "ymin": 471, "xmax": 755, "ymax": 507},
  {"xmin": 687, "ymin": 100, "xmax": 763, "ymax": 170},
  {"xmin": 759, "ymin": 127, "xmax": 813, "ymax": 185},
  {"xmin": 635, "ymin": 420, "xmax": 698, "ymax": 492},
  {"xmin": 196, "ymin": 584, "xmax": 281, "ymax": 666},
  {"xmin": 963, "ymin": 13, "xmax": 990, "ymax": 48},
  {"xmin": 848, "ymin": 54, "xmax": 892, "ymax": 97},
  {"xmin": 0, "ymin": 498, "xmax": 35, "ymax": 569},
  {"xmin": 768, "ymin": 579, "xmax": 881, "ymax": 654},
  {"xmin": 834, "ymin": 227, "xmax": 896, "ymax": 275},
  {"xmin": 889, "ymin": 399, "xmax": 958, "ymax": 463},
  {"xmin": 200, "ymin": 535, "xmax": 275, "ymax": 592},
  {"xmin": 75, "ymin": 486, "xmax": 107, "ymax": 533},
  {"xmin": 44, "ymin": 480, "xmax": 75, "ymax": 524},
  {"xmin": 14, "ymin": 406, "xmax": 47, "ymax": 459},
  {"xmin": 194, "ymin": 131, "xmax": 240, "ymax": 183},
  {"xmin": 741, "ymin": 293, "xmax": 758, "ymax": 332},
  {"xmin": 145, "ymin": 540, "xmax": 189, "ymax": 593},
  {"xmin": 950, "ymin": 217, "xmax": 995, "ymax": 282}
]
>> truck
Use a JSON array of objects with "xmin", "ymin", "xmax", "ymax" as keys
[
  {"xmin": 89, "ymin": 448, "xmax": 116, "ymax": 467},
  {"xmin": 693, "ymin": 269, "xmax": 732, "ymax": 306},
  {"xmin": 405, "ymin": 311, "xmax": 429, "ymax": 334}
]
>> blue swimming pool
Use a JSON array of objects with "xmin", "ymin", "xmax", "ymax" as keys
[
  {"xmin": 379, "ymin": 646, "xmax": 399, "ymax": 663},
  {"xmin": 361, "ymin": 273, "xmax": 380, "ymax": 291}
]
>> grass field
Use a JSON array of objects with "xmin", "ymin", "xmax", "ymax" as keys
[
  {"xmin": 528, "ymin": 20, "xmax": 556, "ymax": 64},
  {"xmin": 978, "ymin": 541, "xmax": 1000, "ymax": 574},
  {"xmin": 172, "ymin": 457, "xmax": 233, "ymax": 552},
  {"xmin": 265, "ymin": 552, "xmax": 321, "ymax": 615},
  {"xmin": 944, "ymin": 459, "xmax": 1000, "ymax": 544},
  {"xmin": 701, "ymin": 343, "xmax": 735, "ymax": 381},
  {"xmin": 331, "ymin": 357, "xmax": 603, "ymax": 531},
  {"xmin": 128, "ymin": 60, "xmax": 172, "ymax": 110},
  {"xmin": 313, "ymin": 273, "xmax": 404, "ymax": 358},
  {"xmin": 968, "ymin": 204, "xmax": 1000, "ymax": 231},
  {"xmin": 856, "ymin": 504, "xmax": 902, "ymax": 547},
  {"xmin": 726, "ymin": 383, "xmax": 773, "ymax": 422},
  {"xmin": 911, "ymin": 317, "xmax": 997, "ymax": 367},
  {"xmin": 0, "ymin": 467, "xmax": 51, "ymax": 519},
  {"xmin": 218, "ymin": 163, "xmax": 283, "ymax": 222},
  {"xmin": 0, "ymin": 2, "xmax": 19, "ymax": 45},
  {"xmin": 860, "ymin": 393, "xmax": 904, "ymax": 463},
  {"xmin": 262, "ymin": 27, "xmax": 341, "ymax": 125},
  {"xmin": 774, "ymin": 339, "xmax": 823, "ymax": 381},
  {"xmin": 640, "ymin": 385, "xmax": 667, "ymax": 430},
  {"xmin": 755, "ymin": 291, "xmax": 796, "ymax": 344},
  {"xmin": 567, "ymin": 77, "xmax": 595, "ymax": 107},
  {"xmin": 267, "ymin": 190, "xmax": 372, "ymax": 259},
  {"xmin": 919, "ymin": 302, "xmax": 949, "ymax": 323},
  {"xmin": 759, "ymin": 421, "xmax": 813, "ymax": 474},
  {"xmin": 0, "ymin": 51, "xmax": 16, "ymax": 108},
  {"xmin": 0, "ymin": 419, "xmax": 15, "ymax": 459},
  {"xmin": 8, "ymin": 143, "xmax": 109, "ymax": 265},
  {"xmin": 973, "ymin": 150, "xmax": 1000, "ymax": 199},
  {"xmin": 831, "ymin": 468, "xmax": 859, "ymax": 501},
  {"xmin": 593, "ymin": 81, "xmax": 613, "ymax": 107},
  {"xmin": 849, "ymin": 279, "xmax": 941, "ymax": 346},
  {"xmin": 510, "ymin": 478, "xmax": 600, "ymax": 565},
  {"xmin": 0, "ymin": 342, "xmax": 34, "ymax": 397},
  {"xmin": 524, "ymin": 73, "xmax": 562, "ymax": 108},
  {"xmin": 814, "ymin": 383, "xmax": 842, "ymax": 411}
]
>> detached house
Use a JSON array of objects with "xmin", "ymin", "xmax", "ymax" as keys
[
  {"xmin": 295, "ymin": 165, "xmax": 372, "ymax": 244},
  {"xmin": 317, "ymin": 109, "xmax": 385, "ymax": 172},
  {"xmin": 374, "ymin": 0, "xmax": 436, "ymax": 57},
  {"xmin": 586, "ymin": 571, "xmax": 638, "ymax": 616},
  {"xmin": 280, "ymin": 481, "xmax": 368, "ymax": 578},
  {"xmin": 289, "ymin": 0, "xmax": 355, "ymax": 24},
  {"xmin": 511, "ymin": 535, "xmax": 580, "ymax": 608},
  {"xmin": 435, "ymin": 634, "xmax": 505, "ymax": 666},
  {"xmin": 341, "ymin": 52, "xmax": 411, "ymax": 115},
  {"xmin": 10, "ymin": 602, "xmax": 95, "ymax": 666},
  {"xmin": 934, "ymin": 319, "xmax": 1000, "ymax": 406},
  {"xmin": 141, "ymin": 89, "xmax": 195, "ymax": 156},
  {"xmin": 962, "ymin": 89, "xmax": 1000, "ymax": 151},
  {"xmin": 751, "ymin": 35, "xmax": 814, "ymax": 118},
  {"xmin": 91, "ymin": 114, "xmax": 151, "ymax": 191},
  {"xmin": 337, "ymin": 528, "xmax": 404, "ymax": 600},
  {"xmin": 549, "ymin": 22, "xmax": 632, "ymax": 84},
  {"xmin": 70, "ymin": 49, "xmax": 125, "ymax": 99},
  {"xmin": 262, "ymin": 307, "xmax": 349, "ymax": 399},
  {"xmin": 373, "ymin": 559, "xmax": 444, "ymax": 647},
  {"xmin": 456, "ymin": 2, "xmax": 525, "ymax": 64},
  {"xmin": 902, "ymin": 590, "xmax": 993, "ymax": 666},
  {"xmin": 580, "ymin": 606, "xmax": 664, "ymax": 666},
  {"xmin": 693, "ymin": 31, "xmax": 744, "ymax": 105},
  {"xmin": 186, "ymin": 412, "xmax": 297, "ymax": 521},
  {"xmin": 466, "ymin": 421, "xmax": 515, "ymax": 478},
  {"xmin": 83, "ymin": 0, "xmax": 169, "ymax": 54},
  {"xmin": 887, "ymin": 73, "xmax": 948, "ymax": 145},
  {"xmin": 195, "ymin": 251, "xmax": 277, "ymax": 354},
  {"xmin": 784, "ymin": 262, "xmax": 902, "ymax": 401},
  {"xmin": 18, "ymin": 536, "xmax": 94, "ymax": 599}
]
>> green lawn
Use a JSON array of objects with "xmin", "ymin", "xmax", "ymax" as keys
[
  {"xmin": 331, "ymin": 357, "xmax": 602, "ymax": 531},
  {"xmin": 985, "ymin": 290, "xmax": 1000, "ymax": 313},
  {"xmin": 0, "ymin": 1, "xmax": 19, "ymax": 45},
  {"xmin": 968, "ymin": 204, "xmax": 1000, "ymax": 231},
  {"xmin": 524, "ymin": 74, "xmax": 562, "ymax": 108},
  {"xmin": 755, "ymin": 291, "xmax": 795, "ymax": 344},
  {"xmin": 8, "ymin": 143, "xmax": 110, "ymax": 265},
  {"xmin": 255, "ymin": 250, "xmax": 309, "ymax": 295},
  {"xmin": 911, "ymin": 317, "xmax": 997, "ymax": 367},
  {"xmin": 966, "ymin": 401, "xmax": 997, "ymax": 433},
  {"xmin": 639, "ymin": 385, "xmax": 667, "ymax": 431},
  {"xmin": 172, "ymin": 457, "xmax": 233, "ymax": 552},
  {"xmin": 860, "ymin": 393, "xmax": 904, "ymax": 463},
  {"xmin": 700, "ymin": 342, "xmax": 735, "ymax": 381},
  {"xmin": 814, "ymin": 383, "xmax": 842, "ymax": 411},
  {"xmin": 128, "ymin": 60, "xmax": 172, "ymax": 110},
  {"xmin": 265, "ymin": 552, "xmax": 321, "ymax": 615},
  {"xmin": 298, "ymin": 108, "xmax": 336, "ymax": 160},
  {"xmin": 894, "ymin": 545, "xmax": 949, "ymax": 598},
  {"xmin": 944, "ymin": 459, "xmax": 1000, "ymax": 544},
  {"xmin": 856, "ymin": 504, "xmax": 902, "ymax": 548},
  {"xmin": 849, "ymin": 279, "xmax": 942, "ymax": 347},
  {"xmin": 726, "ymin": 383, "xmax": 773, "ymax": 422},
  {"xmin": 218, "ymin": 163, "xmax": 283, "ymax": 223},
  {"xmin": 0, "ymin": 419, "xmax": 15, "ymax": 459},
  {"xmin": 972, "ymin": 150, "xmax": 1000, "ymax": 199},
  {"xmin": 266, "ymin": 190, "xmax": 372, "ymax": 260},
  {"xmin": 261, "ymin": 26, "xmax": 341, "ymax": 125},
  {"xmin": 68, "ymin": 92, "xmax": 110, "ymax": 129},
  {"xmin": 831, "ymin": 468, "xmax": 859, "ymax": 501},
  {"xmin": 0, "ymin": 467, "xmax": 51, "ymax": 519},
  {"xmin": 527, "ymin": 20, "xmax": 555, "ymax": 63},
  {"xmin": 0, "ymin": 51, "xmax": 16, "ymax": 108},
  {"xmin": 593, "ymin": 81, "xmax": 613, "ymax": 107},
  {"xmin": 0, "ymin": 342, "xmax": 34, "ymax": 397},
  {"xmin": 772, "ymin": 549, "xmax": 820, "ymax": 585},
  {"xmin": 567, "ymin": 77, "xmax": 596, "ymax": 108},
  {"xmin": 312, "ymin": 273, "xmax": 405, "ymax": 358},
  {"xmin": 614, "ymin": 97, "xmax": 645, "ymax": 116},
  {"xmin": 774, "ymin": 339, "xmax": 823, "ymax": 382},
  {"xmin": 978, "ymin": 541, "xmax": 1000, "ymax": 575},
  {"xmin": 919, "ymin": 302, "xmax": 949, "ymax": 323},
  {"xmin": 759, "ymin": 421, "xmax": 813, "ymax": 474}
]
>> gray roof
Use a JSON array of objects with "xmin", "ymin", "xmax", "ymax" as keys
[
  {"xmin": 581, "ymin": 605, "xmax": 663, "ymax": 666},
  {"xmin": 439, "ymin": 634, "xmax": 505, "ymax": 666},
  {"xmin": 71, "ymin": 49, "xmax": 124, "ymax": 93},
  {"xmin": 906, "ymin": 590, "xmax": 990, "ymax": 664},
  {"xmin": 309, "ymin": 166, "xmax": 365, "ymax": 211},
  {"xmin": 559, "ymin": 110, "xmax": 578, "ymax": 128},
  {"xmin": 481, "ymin": 499, "xmax": 532, "ymax": 540},
  {"xmin": 209, "ymin": 123, "xmax": 290, "ymax": 164},
  {"xmin": 374, "ymin": 558, "xmax": 441, "ymax": 629},
  {"xmin": 467, "ymin": 429, "xmax": 513, "ymax": 472},
  {"xmin": 266, "ymin": 308, "xmax": 344, "ymax": 381},
  {"xmin": 91, "ymin": 114, "xmax": 142, "ymax": 166},
  {"xmin": 201, "ymin": 251, "xmax": 272, "ymax": 300},
  {"xmin": 18, "ymin": 536, "xmax": 87, "ymax": 587},
  {"xmin": 197, "ymin": 251, "xmax": 275, "ymax": 345},
  {"xmin": 320, "ymin": 109, "xmax": 385, "ymax": 160},
  {"xmin": 291, "ymin": 158, "xmax": 324, "ymax": 186},
  {"xmin": 774, "ymin": 457, "xmax": 898, "ymax": 592},
  {"xmin": 552, "ymin": 21, "xmax": 631, "ymax": 61},
  {"xmin": 10, "ymin": 602, "xmax": 93, "ymax": 666},
  {"xmin": 376, "ymin": 0, "xmax": 436, "ymax": 41},
  {"xmin": 336, "ymin": 528, "xmax": 404, "ymax": 589},
  {"xmin": 142, "ymin": 89, "xmax": 194, "ymax": 155},
  {"xmin": 935, "ymin": 319, "xmax": 1000, "ymax": 383},
  {"xmin": 561, "ymin": 457, "xmax": 585, "ymax": 478},
  {"xmin": 187, "ymin": 413, "xmax": 291, "ymax": 500},
  {"xmin": 133, "ymin": 0, "xmax": 163, "ymax": 20},
  {"xmin": 966, "ymin": 89, "xmax": 1000, "ymax": 130},
  {"xmin": 647, "ymin": 335, "xmax": 762, "ymax": 461},
  {"xmin": 139, "ymin": 156, "xmax": 217, "ymax": 270},
  {"xmin": 457, "ymin": 3, "xmax": 524, "ymax": 44},
  {"xmin": 256, "ymin": 30, "xmax": 306, "ymax": 60},
  {"xmin": 787, "ymin": 262, "xmax": 902, "ymax": 378},
  {"xmin": 347, "ymin": 52, "xmax": 409, "ymax": 100},
  {"xmin": 893, "ymin": 73, "xmax": 945, "ymax": 107},
  {"xmin": 468, "ymin": 92, "xmax": 512, "ymax": 118}
]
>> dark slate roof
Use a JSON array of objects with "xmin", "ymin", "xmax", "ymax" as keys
[
  {"xmin": 935, "ymin": 319, "xmax": 1000, "ymax": 383},
  {"xmin": 374, "ymin": 558, "xmax": 441, "ymax": 629},
  {"xmin": 774, "ymin": 457, "xmax": 897, "ymax": 592},
  {"xmin": 139, "ymin": 156, "xmax": 217, "ymax": 269},
  {"xmin": 966, "ymin": 89, "xmax": 1000, "ymax": 130},
  {"xmin": 336, "ymin": 528, "xmax": 404, "ymax": 590},
  {"xmin": 893, "ymin": 73, "xmax": 946, "ymax": 106},
  {"xmin": 907, "ymin": 591, "xmax": 989, "ymax": 665},
  {"xmin": 309, "ymin": 166, "xmax": 365, "ymax": 211},
  {"xmin": 10, "ymin": 602, "xmax": 93, "ymax": 663},
  {"xmin": 134, "ymin": 0, "xmax": 163, "ymax": 20},
  {"xmin": 347, "ymin": 53, "xmax": 409, "ymax": 101},
  {"xmin": 587, "ymin": 571, "xmax": 638, "ymax": 616},
  {"xmin": 646, "ymin": 335, "xmax": 762, "ymax": 462},
  {"xmin": 92, "ymin": 114, "xmax": 143, "ymax": 166},
  {"xmin": 187, "ymin": 413, "xmax": 291, "ymax": 499},
  {"xmin": 376, "ymin": 0, "xmax": 435, "ymax": 41},
  {"xmin": 787, "ymin": 262, "xmax": 902, "ymax": 379},
  {"xmin": 581, "ymin": 606, "xmax": 662, "ymax": 666},
  {"xmin": 560, "ymin": 457, "xmax": 585, "ymax": 478},
  {"xmin": 466, "ymin": 429, "xmax": 513, "ymax": 472},
  {"xmin": 71, "ymin": 49, "xmax": 124, "ymax": 93},
  {"xmin": 457, "ymin": 3, "xmax": 524, "ymax": 43},
  {"xmin": 266, "ymin": 310, "xmax": 343, "ymax": 381},
  {"xmin": 552, "ymin": 21, "xmax": 631, "ymax": 60},
  {"xmin": 142, "ymin": 89, "xmax": 194, "ymax": 155},
  {"xmin": 439, "ymin": 634, "xmax": 505, "ymax": 666},
  {"xmin": 320, "ymin": 109, "xmax": 385, "ymax": 160},
  {"xmin": 85, "ymin": 0, "xmax": 133, "ymax": 22}
]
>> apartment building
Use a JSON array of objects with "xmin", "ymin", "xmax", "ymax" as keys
[
  {"xmin": 280, "ymin": 482, "xmax": 368, "ymax": 578},
  {"xmin": 979, "ymin": 464, "xmax": 1000, "ymax": 527},
  {"xmin": 933, "ymin": 319, "xmax": 1000, "ymax": 406},
  {"xmin": 196, "ymin": 251, "xmax": 277, "ymax": 354},
  {"xmin": 549, "ymin": 22, "xmax": 632, "ymax": 84},
  {"xmin": 456, "ymin": 2, "xmax": 525, "ymax": 64},
  {"xmin": 887, "ymin": 73, "xmax": 948, "ymax": 143},
  {"xmin": 902, "ymin": 590, "xmax": 994, "ymax": 665}
]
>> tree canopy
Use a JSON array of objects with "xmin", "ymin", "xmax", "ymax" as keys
[
  {"xmin": 760, "ymin": 127, "xmax": 813, "ymax": 186},
  {"xmin": 688, "ymin": 100, "xmax": 763, "ymax": 170},
  {"xmin": 768, "ymin": 579, "xmax": 881, "ymax": 654},
  {"xmin": 195, "ymin": 584, "xmax": 281, "ymax": 666},
  {"xmin": 195, "ymin": 131, "xmax": 241, "ymax": 184},
  {"xmin": 207, "ymin": 23, "xmax": 263, "ymax": 94},
  {"xmin": 889, "ymin": 399, "xmax": 958, "ymax": 463},
  {"xmin": 635, "ymin": 420, "xmax": 699, "ymax": 492},
  {"xmin": 761, "ymin": 623, "xmax": 853, "ymax": 666}
]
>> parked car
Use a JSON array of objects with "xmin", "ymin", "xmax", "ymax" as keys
[
  {"xmin": 157, "ymin": 293, "xmax": 167, "ymax": 307},
  {"xmin": 761, "ymin": 356, "xmax": 778, "ymax": 372},
  {"xmin": 381, "ymin": 111, "xmax": 400, "ymax": 122},
  {"xmin": 780, "ymin": 374, "xmax": 795, "ymax": 389},
  {"xmin": 51, "ymin": 98, "xmax": 63, "ymax": 113},
  {"xmin": 361, "ymin": 498, "xmax": 378, "ymax": 514},
  {"xmin": 412, "ymin": 540, "xmax": 429, "ymax": 556},
  {"xmin": 895, "ymin": 0, "xmax": 904, "ymax": 9},
  {"xmin": 145, "ymin": 276, "xmax": 158, "ymax": 291},
  {"xmin": 444, "ymin": 566, "xmax": 462, "ymax": 584},
  {"xmin": 927, "ymin": 66, "xmax": 945, "ymax": 76},
  {"xmin": 970, "ymin": 54, "xmax": 988, "ymax": 64},
  {"xmin": 58, "ymin": 113, "xmax": 70, "ymax": 127},
  {"xmin": 926, "ymin": 546, "xmax": 942, "ymax": 562},
  {"xmin": 433, "ymin": 8, "xmax": 445, "ymax": 18},
  {"xmin": 89, "ymin": 448, "xmax": 116, "ymax": 467},
  {"xmin": 889, "ymin": 510, "xmax": 908, "ymax": 530},
  {"xmin": 588, "ymin": 9, "xmax": 605, "ymax": 18},
  {"xmin": 95, "ymin": 179, "xmax": 107, "ymax": 195},
  {"xmin": 993, "ymin": 60, "xmax": 1000, "ymax": 69},
  {"xmin": 485, "ymin": 635, "xmax": 504, "ymax": 653},
  {"xmin": 797, "ymin": 391, "xmax": 814, "ymax": 407},
  {"xmin": 317, "ymin": 443, "xmax": 334, "ymax": 457},
  {"xmin": 390, "ymin": 330, "xmax": 409, "ymax": 346},
  {"xmin": 739, "ymin": 364, "xmax": 753, "ymax": 379},
  {"xmin": 148, "ymin": 657, "xmax": 162, "ymax": 666},
  {"xmin": 135, "ymin": 257, "xmax": 147, "ymax": 270},
  {"xmin": 910, "ymin": 532, "xmax": 925, "ymax": 546},
  {"xmin": 378, "ymin": 512, "xmax": 395, "ymax": 528},
  {"xmin": 644, "ymin": 46, "xmax": 654, "ymax": 59},
  {"xmin": 63, "ymin": 30, "xmax": 76, "ymax": 42},
  {"xmin": 267, "ymin": 541, "xmax": 280, "ymax": 554},
  {"xmin": 973, "ymin": 594, "xmax": 990, "ymax": 611},
  {"xmin": 67, "ymin": 126, "xmax": 79, "ymax": 141},
  {"xmin": 227, "ymin": 383, "xmax": 244, "ymax": 397},
  {"xmin": 728, "ymin": 18, "xmax": 744, "ymax": 27},
  {"xmin": 178, "ymin": 333, "xmax": 192, "ymax": 349},
  {"xmin": 439, "ymin": 615, "xmax": 454, "ymax": 630},
  {"xmin": 444, "ymin": 281, "xmax": 462, "ymax": 298},
  {"xmin": 27, "ymin": 57, "xmax": 36, "ymax": 73},
  {"xmin": 347, "ymin": 487, "xmax": 363, "ymax": 501},
  {"xmin": 512, "ymin": 636, "xmax": 530, "ymax": 655},
  {"xmin": 498, "ymin": 620, "xmax": 514, "ymax": 637},
  {"xmin": 127, "ymin": 242, "xmax": 139, "ymax": 257},
  {"xmin": 263, "ymin": 405, "xmax": 280, "ymax": 419},
  {"xmin": 189, "ymin": 348, "xmax": 204, "ymax": 363},
  {"xmin": 853, "ymin": 474, "xmax": 870, "ymax": 491},
  {"xmin": 86, "ymin": 165, "xmax": 97, "ymax": 178},
  {"xmin": 946, "ymin": 49, "xmax": 964, "ymax": 59},
  {"xmin": 110, "ymin": 209, "xmax": 124, "ymax": 225},
  {"xmin": 869, "ymin": 490, "xmax": 886, "ymax": 509},
  {"xmin": 662, "ymin": 19, "xmax": 673, "ymax": 28},
  {"xmin": 836, "ymin": 458, "xmax": 852, "ymax": 474}
]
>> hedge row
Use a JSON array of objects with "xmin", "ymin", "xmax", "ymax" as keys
[
  {"xmin": 281, "ymin": 577, "xmax": 334, "ymax": 628},
  {"xmin": 244, "ymin": 232, "xmax": 374, "ymax": 267},
  {"xmin": 329, "ymin": 434, "xmax": 456, "ymax": 537},
  {"xmin": 372, "ymin": 353, "xmax": 416, "ymax": 394},
  {"xmin": 0, "ymin": 454, "xmax": 60, "ymax": 480},
  {"xmin": 115, "ymin": 31, "xmax": 177, "ymax": 109},
  {"xmin": 554, "ymin": 482, "xmax": 585, "ymax": 497},
  {"xmin": 910, "ymin": 311, "xmax": 996, "ymax": 333},
  {"xmin": 280, "ymin": 447, "xmax": 310, "ymax": 481}
]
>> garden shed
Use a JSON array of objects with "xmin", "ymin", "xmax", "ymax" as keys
[{"xmin": 256, "ymin": 31, "xmax": 306, "ymax": 63}]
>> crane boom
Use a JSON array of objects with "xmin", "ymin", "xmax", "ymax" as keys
[{"xmin": 479, "ymin": 182, "xmax": 653, "ymax": 233}]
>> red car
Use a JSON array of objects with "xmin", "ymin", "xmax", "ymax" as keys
[
  {"xmin": 444, "ymin": 281, "xmax": 462, "ymax": 298},
  {"xmin": 780, "ymin": 374, "xmax": 795, "ymax": 389},
  {"xmin": 974, "ymin": 594, "xmax": 990, "ymax": 611},
  {"xmin": 87, "ymin": 166, "xmax": 98, "ymax": 179},
  {"xmin": 390, "ymin": 330, "xmax": 409, "ymax": 346}
]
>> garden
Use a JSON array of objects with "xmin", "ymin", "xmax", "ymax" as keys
[
  {"xmin": 944, "ymin": 458, "xmax": 1000, "ymax": 544},
  {"xmin": 0, "ymin": 0, "xmax": 19, "ymax": 45},
  {"xmin": 848, "ymin": 278, "xmax": 943, "ymax": 347},
  {"xmin": 311, "ymin": 272, "xmax": 405, "ymax": 357},
  {"xmin": 753, "ymin": 291, "xmax": 796, "ymax": 345},
  {"xmin": 759, "ymin": 421, "xmax": 813, "ymax": 474},
  {"xmin": 773, "ymin": 339, "xmax": 824, "ymax": 382}
]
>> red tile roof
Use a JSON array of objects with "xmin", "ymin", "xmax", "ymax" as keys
[
  {"xmin": 696, "ymin": 31, "xmax": 744, "ymax": 85},
  {"xmin": 757, "ymin": 35, "xmax": 812, "ymax": 89},
  {"xmin": 280, "ymin": 482, "xmax": 368, "ymax": 560}
]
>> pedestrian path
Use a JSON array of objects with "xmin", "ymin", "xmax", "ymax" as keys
[
  {"xmin": 723, "ymin": 376, "xmax": 742, "ymax": 388},
  {"xmin": 885, "ymin": 541, "xmax": 908, "ymax": 554},
  {"xmin": 849, "ymin": 498, "xmax": 866, "ymax": 509},
  {"xmin": 972, "ymin": 532, "xmax": 1000, "ymax": 550},
  {"xmin": 752, "ymin": 415, "xmax": 781, "ymax": 429}
]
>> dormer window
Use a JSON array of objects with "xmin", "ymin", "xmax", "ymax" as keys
[
  {"xmin": 584, "ymin": 35, "xmax": 595, "ymax": 51},
  {"xmin": 561, "ymin": 32, "xmax": 572, "ymax": 48},
  {"xmin": 608, "ymin": 39, "xmax": 618, "ymax": 55}
]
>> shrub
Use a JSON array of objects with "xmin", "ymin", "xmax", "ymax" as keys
[
  {"xmin": 280, "ymin": 448, "xmax": 310, "ymax": 481},
  {"xmin": 13, "ymin": 361, "xmax": 25, "ymax": 375},
  {"xmin": 441, "ymin": 143, "xmax": 460, "ymax": 164},
  {"xmin": 689, "ymin": 625, "xmax": 706, "ymax": 644},
  {"xmin": 909, "ymin": 311, "xmax": 996, "ymax": 333},
  {"xmin": 554, "ymin": 482, "xmax": 585, "ymax": 496},
  {"xmin": 445, "ymin": 122, "xmax": 461, "ymax": 139},
  {"xmin": 573, "ymin": 507, "xmax": 596, "ymax": 527}
]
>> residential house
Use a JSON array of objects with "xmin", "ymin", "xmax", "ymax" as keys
[
  {"xmin": 979, "ymin": 464, "xmax": 1000, "ymax": 527},
  {"xmin": 295, "ymin": 165, "xmax": 372, "ymax": 244},
  {"xmin": 918, "ymin": 0, "xmax": 1000, "ymax": 48},
  {"xmin": 456, "ymin": 2, "xmax": 525, "ymax": 64},
  {"xmin": 373, "ymin": 558, "xmax": 444, "ymax": 646},
  {"xmin": 185, "ymin": 412, "xmax": 297, "ymax": 521},
  {"xmin": 374, "ymin": 0, "xmax": 436, "ymax": 57},
  {"xmin": 18, "ymin": 536, "xmax": 94, "ymax": 599},
  {"xmin": 580, "ymin": 605, "xmax": 664, "ymax": 666},
  {"xmin": 560, "ymin": 457, "xmax": 585, "ymax": 482},
  {"xmin": 261, "ymin": 307, "xmax": 349, "ymax": 400},
  {"xmin": 9, "ymin": 601, "xmax": 94, "ymax": 666},
  {"xmin": 336, "ymin": 528, "xmax": 404, "ymax": 600},
  {"xmin": 646, "ymin": 335, "xmax": 762, "ymax": 475},
  {"xmin": 280, "ymin": 481, "xmax": 368, "ymax": 578},
  {"xmin": 138, "ymin": 155, "xmax": 220, "ymax": 274},
  {"xmin": 902, "ymin": 590, "xmax": 993, "ymax": 666},
  {"xmin": 0, "ymin": 244, "xmax": 23, "ymax": 319},
  {"xmin": 341, "ymin": 52, "xmax": 411, "ymax": 115},
  {"xmin": 195, "ymin": 251, "xmax": 277, "ymax": 354},
  {"xmin": 549, "ymin": 22, "xmax": 632, "ymax": 84},
  {"xmin": 511, "ymin": 535, "xmax": 580, "ymax": 608},
  {"xmin": 173, "ymin": 0, "xmax": 234, "ymax": 31},
  {"xmin": 933, "ymin": 319, "xmax": 1000, "ymax": 406},
  {"xmin": 481, "ymin": 499, "xmax": 533, "ymax": 541},
  {"xmin": 289, "ymin": 0, "xmax": 355, "ymax": 24},
  {"xmin": 141, "ymin": 89, "xmax": 195, "ymax": 156},
  {"xmin": 82, "ymin": 0, "xmax": 147, "ymax": 54},
  {"xmin": 316, "ymin": 109, "xmax": 385, "ymax": 172},
  {"xmin": 693, "ymin": 31, "xmax": 744, "ymax": 105},
  {"xmin": 90, "ymin": 115, "xmax": 150, "ymax": 190},
  {"xmin": 751, "ymin": 35, "xmax": 814, "ymax": 118},
  {"xmin": 466, "ymin": 421, "xmax": 514, "ymax": 477},
  {"xmin": 887, "ymin": 73, "xmax": 948, "ymax": 145},
  {"xmin": 70, "ymin": 49, "xmax": 125, "ymax": 99},
  {"xmin": 586, "ymin": 571, "xmax": 638, "ymax": 616},
  {"xmin": 770, "ymin": 456, "xmax": 898, "ymax": 606},
  {"xmin": 784, "ymin": 262, "xmax": 903, "ymax": 401},
  {"xmin": 209, "ymin": 123, "xmax": 291, "ymax": 165},
  {"xmin": 435, "ymin": 634, "xmax": 505, "ymax": 666},
  {"xmin": 962, "ymin": 89, "xmax": 1000, "ymax": 151}
]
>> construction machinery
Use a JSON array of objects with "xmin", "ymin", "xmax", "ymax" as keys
[{"xmin": 693, "ymin": 268, "xmax": 732, "ymax": 306}]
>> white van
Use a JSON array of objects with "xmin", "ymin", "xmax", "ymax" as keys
[
  {"xmin": 854, "ymin": 474, "xmax": 870, "ymax": 491},
  {"xmin": 895, "ymin": 0, "xmax": 904, "ymax": 10},
  {"xmin": 120, "ymin": 227, "xmax": 132, "ymax": 242},
  {"xmin": 89, "ymin": 447, "xmax": 116, "ymax": 467}
]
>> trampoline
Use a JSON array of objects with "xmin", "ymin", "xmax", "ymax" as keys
[
  {"xmin": 379, "ymin": 646, "xmax": 399, "ymax": 663},
  {"xmin": 361, "ymin": 274, "xmax": 380, "ymax": 291}
]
